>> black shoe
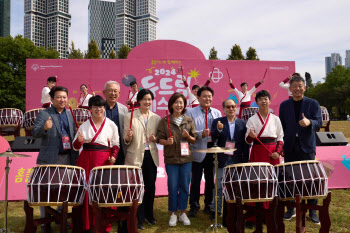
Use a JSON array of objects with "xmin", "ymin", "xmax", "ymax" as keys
[
  {"xmin": 283, "ymin": 210, "xmax": 296, "ymax": 220},
  {"xmin": 138, "ymin": 222, "xmax": 144, "ymax": 230},
  {"xmin": 209, "ymin": 211, "xmax": 215, "ymax": 220},
  {"xmin": 245, "ymin": 221, "xmax": 255, "ymax": 229},
  {"xmin": 203, "ymin": 205, "xmax": 211, "ymax": 214},
  {"xmin": 309, "ymin": 213, "xmax": 320, "ymax": 225},
  {"xmin": 188, "ymin": 208, "xmax": 197, "ymax": 217},
  {"xmin": 146, "ymin": 217, "xmax": 156, "ymax": 225}
]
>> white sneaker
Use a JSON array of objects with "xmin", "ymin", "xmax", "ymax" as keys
[
  {"xmin": 169, "ymin": 213, "xmax": 177, "ymax": 226},
  {"xmin": 179, "ymin": 213, "xmax": 191, "ymax": 226}
]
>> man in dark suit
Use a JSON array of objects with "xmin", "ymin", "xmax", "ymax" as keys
[
  {"xmin": 279, "ymin": 76, "xmax": 322, "ymax": 224},
  {"xmin": 32, "ymin": 86, "xmax": 79, "ymax": 233},
  {"xmin": 209, "ymin": 99, "xmax": 250, "ymax": 223}
]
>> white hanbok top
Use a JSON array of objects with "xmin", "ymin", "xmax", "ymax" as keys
[
  {"xmin": 279, "ymin": 82, "xmax": 292, "ymax": 97},
  {"xmin": 245, "ymin": 112, "xmax": 284, "ymax": 143},
  {"xmin": 73, "ymin": 117, "xmax": 120, "ymax": 150},
  {"xmin": 128, "ymin": 91, "xmax": 138, "ymax": 104},
  {"xmin": 41, "ymin": 87, "xmax": 51, "ymax": 104},
  {"xmin": 186, "ymin": 86, "xmax": 199, "ymax": 107},
  {"xmin": 79, "ymin": 94, "xmax": 93, "ymax": 107},
  {"xmin": 233, "ymin": 86, "xmax": 257, "ymax": 103}
]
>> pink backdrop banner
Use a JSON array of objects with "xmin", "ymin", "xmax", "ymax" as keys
[
  {"xmin": 26, "ymin": 40, "xmax": 295, "ymax": 115},
  {"xmin": 1, "ymin": 146, "xmax": 350, "ymax": 201}
]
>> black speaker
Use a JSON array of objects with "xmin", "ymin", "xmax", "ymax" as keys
[
  {"xmin": 11, "ymin": 136, "xmax": 42, "ymax": 152},
  {"xmin": 316, "ymin": 132, "xmax": 348, "ymax": 146}
]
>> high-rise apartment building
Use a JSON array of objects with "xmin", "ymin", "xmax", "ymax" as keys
[
  {"xmin": 325, "ymin": 53, "xmax": 342, "ymax": 75},
  {"xmin": 88, "ymin": 0, "xmax": 116, "ymax": 59},
  {"xmin": 345, "ymin": 50, "xmax": 350, "ymax": 69},
  {"xmin": 89, "ymin": 0, "xmax": 158, "ymax": 58},
  {"xmin": 0, "ymin": 0, "xmax": 10, "ymax": 37},
  {"xmin": 116, "ymin": 0, "xmax": 158, "ymax": 53},
  {"xmin": 24, "ymin": 0, "xmax": 71, "ymax": 58}
]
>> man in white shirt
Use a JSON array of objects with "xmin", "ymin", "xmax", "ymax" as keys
[{"xmin": 41, "ymin": 76, "xmax": 56, "ymax": 108}]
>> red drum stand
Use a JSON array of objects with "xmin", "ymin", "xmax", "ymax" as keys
[
  {"xmin": 92, "ymin": 200, "xmax": 139, "ymax": 233},
  {"xmin": 276, "ymin": 193, "xmax": 331, "ymax": 233}
]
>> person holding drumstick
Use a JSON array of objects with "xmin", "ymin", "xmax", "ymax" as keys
[
  {"xmin": 228, "ymin": 78, "xmax": 264, "ymax": 118},
  {"xmin": 279, "ymin": 73, "xmax": 301, "ymax": 99},
  {"xmin": 279, "ymin": 76, "xmax": 322, "ymax": 224},
  {"xmin": 245, "ymin": 90, "xmax": 284, "ymax": 228},
  {"xmin": 157, "ymin": 92, "xmax": 197, "ymax": 227},
  {"xmin": 72, "ymin": 95, "xmax": 120, "ymax": 232},
  {"xmin": 78, "ymin": 84, "xmax": 95, "ymax": 109},
  {"xmin": 41, "ymin": 76, "xmax": 56, "ymax": 108},
  {"xmin": 126, "ymin": 81, "xmax": 141, "ymax": 111},
  {"xmin": 185, "ymin": 86, "xmax": 222, "ymax": 218},
  {"xmin": 181, "ymin": 72, "xmax": 211, "ymax": 108},
  {"xmin": 123, "ymin": 89, "xmax": 161, "ymax": 230}
]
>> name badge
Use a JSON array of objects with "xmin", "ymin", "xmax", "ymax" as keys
[
  {"xmin": 181, "ymin": 142, "xmax": 189, "ymax": 156},
  {"xmin": 225, "ymin": 141, "xmax": 235, "ymax": 155},
  {"xmin": 62, "ymin": 136, "xmax": 71, "ymax": 150}
]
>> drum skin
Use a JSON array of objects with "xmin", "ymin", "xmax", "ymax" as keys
[
  {"xmin": 88, "ymin": 165, "xmax": 144, "ymax": 207},
  {"xmin": 26, "ymin": 165, "xmax": 87, "ymax": 206},
  {"xmin": 222, "ymin": 162, "xmax": 278, "ymax": 203},
  {"xmin": 275, "ymin": 160, "xmax": 328, "ymax": 201}
]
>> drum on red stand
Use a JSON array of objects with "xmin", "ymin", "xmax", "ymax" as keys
[
  {"xmin": 274, "ymin": 160, "xmax": 328, "ymax": 201},
  {"xmin": 73, "ymin": 108, "xmax": 91, "ymax": 125},
  {"xmin": 23, "ymin": 108, "xmax": 44, "ymax": 130},
  {"xmin": 222, "ymin": 162, "xmax": 278, "ymax": 203},
  {"xmin": 88, "ymin": 165, "xmax": 144, "ymax": 207},
  {"xmin": 0, "ymin": 108, "xmax": 24, "ymax": 132},
  {"xmin": 26, "ymin": 165, "xmax": 87, "ymax": 206}
]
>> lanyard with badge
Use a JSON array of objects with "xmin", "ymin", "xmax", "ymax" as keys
[
  {"xmin": 181, "ymin": 121, "xmax": 190, "ymax": 156},
  {"xmin": 224, "ymin": 124, "xmax": 235, "ymax": 155},
  {"xmin": 58, "ymin": 113, "xmax": 71, "ymax": 150}
]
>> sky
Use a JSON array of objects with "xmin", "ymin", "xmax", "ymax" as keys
[{"xmin": 10, "ymin": 0, "xmax": 350, "ymax": 83}]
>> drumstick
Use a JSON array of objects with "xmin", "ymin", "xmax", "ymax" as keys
[
  {"xmin": 205, "ymin": 107, "xmax": 208, "ymax": 129},
  {"xmin": 181, "ymin": 66, "xmax": 184, "ymax": 79},
  {"xmin": 209, "ymin": 66, "xmax": 215, "ymax": 79},
  {"xmin": 55, "ymin": 76, "xmax": 58, "ymax": 86},
  {"xmin": 166, "ymin": 110, "xmax": 172, "ymax": 137},
  {"xmin": 130, "ymin": 103, "xmax": 134, "ymax": 130},
  {"xmin": 88, "ymin": 83, "xmax": 94, "ymax": 93},
  {"xmin": 262, "ymin": 68, "xmax": 268, "ymax": 80},
  {"xmin": 107, "ymin": 138, "xmax": 111, "ymax": 159},
  {"xmin": 68, "ymin": 105, "xmax": 79, "ymax": 128},
  {"xmin": 254, "ymin": 137, "xmax": 272, "ymax": 155},
  {"xmin": 226, "ymin": 68, "xmax": 231, "ymax": 80}
]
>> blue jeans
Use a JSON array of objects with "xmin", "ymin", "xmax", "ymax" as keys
[{"xmin": 165, "ymin": 162, "xmax": 192, "ymax": 212}]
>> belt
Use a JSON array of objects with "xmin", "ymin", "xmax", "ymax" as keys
[
  {"xmin": 83, "ymin": 143, "xmax": 109, "ymax": 150},
  {"xmin": 253, "ymin": 138, "xmax": 277, "ymax": 145},
  {"xmin": 240, "ymin": 104, "xmax": 250, "ymax": 108}
]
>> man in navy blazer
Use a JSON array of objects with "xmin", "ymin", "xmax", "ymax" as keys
[
  {"xmin": 32, "ymin": 86, "xmax": 78, "ymax": 232},
  {"xmin": 209, "ymin": 99, "xmax": 250, "ymax": 223},
  {"xmin": 279, "ymin": 76, "xmax": 322, "ymax": 224}
]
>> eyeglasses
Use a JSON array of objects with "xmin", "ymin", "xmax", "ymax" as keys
[
  {"xmin": 106, "ymin": 89, "xmax": 119, "ymax": 94},
  {"xmin": 225, "ymin": 105, "xmax": 237, "ymax": 109}
]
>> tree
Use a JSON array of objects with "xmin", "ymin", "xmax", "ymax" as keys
[
  {"xmin": 0, "ymin": 35, "xmax": 59, "ymax": 111},
  {"xmin": 109, "ymin": 49, "xmax": 117, "ymax": 59},
  {"xmin": 85, "ymin": 39, "xmax": 100, "ymax": 59},
  {"xmin": 208, "ymin": 47, "xmax": 219, "ymax": 60},
  {"xmin": 68, "ymin": 41, "xmax": 84, "ymax": 59},
  {"xmin": 227, "ymin": 44, "xmax": 244, "ymax": 60},
  {"xmin": 307, "ymin": 66, "xmax": 350, "ymax": 119},
  {"xmin": 245, "ymin": 47, "xmax": 259, "ymax": 60},
  {"xmin": 118, "ymin": 44, "xmax": 131, "ymax": 59}
]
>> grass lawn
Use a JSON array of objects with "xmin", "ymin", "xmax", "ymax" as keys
[{"xmin": 1, "ymin": 121, "xmax": 349, "ymax": 232}]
